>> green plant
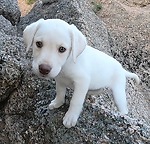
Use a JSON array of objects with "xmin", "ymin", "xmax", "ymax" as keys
[
  {"xmin": 91, "ymin": 1, "xmax": 102, "ymax": 13},
  {"xmin": 26, "ymin": 0, "xmax": 36, "ymax": 5}
]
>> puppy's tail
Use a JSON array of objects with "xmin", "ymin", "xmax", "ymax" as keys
[{"xmin": 124, "ymin": 70, "xmax": 140, "ymax": 84}]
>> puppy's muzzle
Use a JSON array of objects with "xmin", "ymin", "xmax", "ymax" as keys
[{"xmin": 39, "ymin": 64, "xmax": 51, "ymax": 75}]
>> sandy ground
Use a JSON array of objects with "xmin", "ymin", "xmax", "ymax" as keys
[{"xmin": 18, "ymin": 0, "xmax": 34, "ymax": 16}]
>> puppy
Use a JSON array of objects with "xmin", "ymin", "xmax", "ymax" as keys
[{"xmin": 23, "ymin": 19, "xmax": 140, "ymax": 128}]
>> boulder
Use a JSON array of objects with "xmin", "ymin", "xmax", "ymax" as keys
[
  {"xmin": 0, "ymin": 16, "xmax": 23, "ymax": 103},
  {"xmin": 0, "ymin": 0, "xmax": 149, "ymax": 143},
  {"xmin": 0, "ymin": 0, "xmax": 21, "ymax": 25}
]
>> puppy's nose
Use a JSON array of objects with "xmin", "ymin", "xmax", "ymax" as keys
[{"xmin": 39, "ymin": 64, "xmax": 51, "ymax": 75}]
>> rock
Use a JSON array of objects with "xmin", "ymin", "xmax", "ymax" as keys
[
  {"xmin": 0, "ymin": 14, "xmax": 24, "ymax": 143},
  {"xmin": 0, "ymin": 0, "xmax": 21, "ymax": 25},
  {"xmin": 41, "ymin": 0, "xmax": 58, "ymax": 4},
  {"xmin": 0, "ymin": 16, "xmax": 18, "ymax": 38},
  {"xmin": 0, "ymin": 16, "xmax": 23, "ymax": 103},
  {"xmin": 0, "ymin": 0, "xmax": 150, "ymax": 143},
  {"xmin": 0, "ymin": 51, "xmax": 21, "ymax": 103}
]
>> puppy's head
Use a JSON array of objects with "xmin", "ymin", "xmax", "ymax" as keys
[{"xmin": 23, "ymin": 19, "xmax": 87, "ymax": 78}]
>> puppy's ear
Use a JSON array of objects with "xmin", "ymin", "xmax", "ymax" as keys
[
  {"xmin": 70, "ymin": 24, "xmax": 87, "ymax": 62},
  {"xmin": 23, "ymin": 19, "xmax": 44, "ymax": 52}
]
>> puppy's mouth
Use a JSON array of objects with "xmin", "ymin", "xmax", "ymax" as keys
[
  {"xmin": 40, "ymin": 73, "xmax": 49, "ymax": 78},
  {"xmin": 38, "ymin": 73, "xmax": 51, "ymax": 79},
  {"xmin": 38, "ymin": 71, "xmax": 58, "ymax": 79},
  {"xmin": 32, "ymin": 68, "xmax": 51, "ymax": 79}
]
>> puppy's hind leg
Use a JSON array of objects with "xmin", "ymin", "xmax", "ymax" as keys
[{"xmin": 111, "ymin": 76, "xmax": 128, "ymax": 115}]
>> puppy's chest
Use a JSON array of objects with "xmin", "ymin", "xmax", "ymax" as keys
[{"xmin": 56, "ymin": 74, "xmax": 74, "ymax": 89}]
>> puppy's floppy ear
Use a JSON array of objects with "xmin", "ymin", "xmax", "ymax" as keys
[
  {"xmin": 23, "ymin": 19, "xmax": 44, "ymax": 52},
  {"xmin": 70, "ymin": 24, "xmax": 87, "ymax": 62}
]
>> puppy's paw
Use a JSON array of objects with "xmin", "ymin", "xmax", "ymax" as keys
[
  {"xmin": 63, "ymin": 111, "xmax": 79, "ymax": 128},
  {"xmin": 120, "ymin": 110, "xmax": 128, "ymax": 115},
  {"xmin": 49, "ymin": 99, "xmax": 64, "ymax": 110}
]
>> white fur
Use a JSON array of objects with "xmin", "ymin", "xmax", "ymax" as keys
[{"xmin": 23, "ymin": 19, "xmax": 140, "ymax": 128}]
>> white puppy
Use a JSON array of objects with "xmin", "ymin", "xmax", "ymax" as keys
[{"xmin": 23, "ymin": 19, "xmax": 140, "ymax": 128}]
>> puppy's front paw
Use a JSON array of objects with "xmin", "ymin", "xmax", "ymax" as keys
[
  {"xmin": 63, "ymin": 111, "xmax": 79, "ymax": 128},
  {"xmin": 49, "ymin": 98, "xmax": 64, "ymax": 110}
]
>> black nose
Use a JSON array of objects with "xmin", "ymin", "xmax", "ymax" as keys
[{"xmin": 39, "ymin": 64, "xmax": 51, "ymax": 75}]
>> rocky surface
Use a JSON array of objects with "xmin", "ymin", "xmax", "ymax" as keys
[
  {"xmin": 0, "ymin": 0, "xmax": 21, "ymax": 25},
  {"xmin": 0, "ymin": 16, "xmax": 22, "ymax": 103},
  {"xmin": 0, "ymin": 0, "xmax": 150, "ymax": 143},
  {"xmin": 96, "ymin": 0, "xmax": 150, "ymax": 125}
]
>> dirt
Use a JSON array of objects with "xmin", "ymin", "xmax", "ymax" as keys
[{"xmin": 18, "ymin": 0, "xmax": 34, "ymax": 16}]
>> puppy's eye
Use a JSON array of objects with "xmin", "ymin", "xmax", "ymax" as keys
[
  {"xmin": 58, "ymin": 46, "xmax": 66, "ymax": 53},
  {"xmin": 36, "ymin": 41, "xmax": 43, "ymax": 48}
]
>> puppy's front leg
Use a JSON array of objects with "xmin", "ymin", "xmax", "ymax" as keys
[
  {"xmin": 49, "ymin": 81, "xmax": 66, "ymax": 109},
  {"xmin": 63, "ymin": 79, "xmax": 89, "ymax": 128}
]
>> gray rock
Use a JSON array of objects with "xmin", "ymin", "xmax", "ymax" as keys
[
  {"xmin": 0, "ymin": 16, "xmax": 18, "ymax": 36},
  {"xmin": 0, "ymin": 15, "xmax": 25, "ymax": 103},
  {"xmin": 41, "ymin": 0, "xmax": 58, "ymax": 4},
  {"xmin": 0, "ymin": 0, "xmax": 150, "ymax": 143},
  {"xmin": 0, "ymin": 0, "xmax": 21, "ymax": 25},
  {"xmin": 0, "ymin": 33, "xmax": 24, "ymax": 103}
]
